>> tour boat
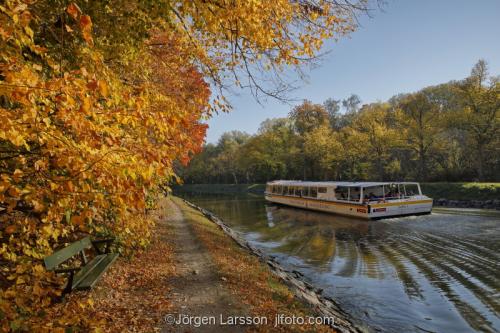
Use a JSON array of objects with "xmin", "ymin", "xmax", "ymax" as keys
[{"xmin": 265, "ymin": 181, "xmax": 433, "ymax": 219}]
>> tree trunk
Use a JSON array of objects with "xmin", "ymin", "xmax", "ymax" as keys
[
  {"xmin": 419, "ymin": 141, "xmax": 426, "ymax": 182},
  {"xmin": 477, "ymin": 144, "xmax": 484, "ymax": 181}
]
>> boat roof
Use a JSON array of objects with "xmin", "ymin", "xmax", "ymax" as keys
[{"xmin": 267, "ymin": 180, "xmax": 420, "ymax": 188}]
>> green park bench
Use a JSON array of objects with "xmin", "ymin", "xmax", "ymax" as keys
[{"xmin": 43, "ymin": 236, "xmax": 118, "ymax": 294}]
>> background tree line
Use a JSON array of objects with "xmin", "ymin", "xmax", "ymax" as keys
[{"xmin": 179, "ymin": 60, "xmax": 500, "ymax": 184}]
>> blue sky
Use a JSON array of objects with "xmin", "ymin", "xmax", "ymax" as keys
[{"xmin": 205, "ymin": 0, "xmax": 500, "ymax": 143}]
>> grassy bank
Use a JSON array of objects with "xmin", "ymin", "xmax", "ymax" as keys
[
  {"xmin": 172, "ymin": 197, "xmax": 334, "ymax": 332},
  {"xmin": 420, "ymin": 183, "xmax": 500, "ymax": 201},
  {"xmin": 176, "ymin": 183, "xmax": 500, "ymax": 201}
]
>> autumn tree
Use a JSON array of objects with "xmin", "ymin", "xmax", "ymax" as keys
[
  {"xmin": 304, "ymin": 125, "xmax": 342, "ymax": 179},
  {"xmin": 0, "ymin": 0, "xmax": 372, "ymax": 330},
  {"xmin": 289, "ymin": 100, "xmax": 329, "ymax": 135},
  {"xmin": 324, "ymin": 97, "xmax": 342, "ymax": 129},
  {"xmin": 349, "ymin": 103, "xmax": 399, "ymax": 180},
  {"xmin": 396, "ymin": 90, "xmax": 447, "ymax": 180},
  {"xmin": 454, "ymin": 60, "xmax": 500, "ymax": 180},
  {"xmin": 338, "ymin": 94, "xmax": 362, "ymax": 128},
  {"xmin": 180, "ymin": 61, "xmax": 499, "ymax": 184}
]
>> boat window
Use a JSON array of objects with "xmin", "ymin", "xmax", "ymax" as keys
[
  {"xmin": 349, "ymin": 187, "xmax": 361, "ymax": 201},
  {"xmin": 310, "ymin": 187, "xmax": 318, "ymax": 198},
  {"xmin": 364, "ymin": 186, "xmax": 384, "ymax": 201},
  {"xmin": 335, "ymin": 186, "xmax": 348, "ymax": 200},
  {"xmin": 282, "ymin": 186, "xmax": 288, "ymax": 195},
  {"xmin": 403, "ymin": 184, "xmax": 419, "ymax": 197},
  {"xmin": 294, "ymin": 187, "xmax": 302, "ymax": 197},
  {"xmin": 384, "ymin": 184, "xmax": 400, "ymax": 200},
  {"xmin": 302, "ymin": 187, "xmax": 310, "ymax": 197},
  {"xmin": 318, "ymin": 187, "xmax": 327, "ymax": 193}
]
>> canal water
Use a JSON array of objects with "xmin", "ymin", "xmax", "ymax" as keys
[{"xmin": 178, "ymin": 192, "xmax": 500, "ymax": 333}]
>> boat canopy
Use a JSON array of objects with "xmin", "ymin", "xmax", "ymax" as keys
[{"xmin": 267, "ymin": 180, "xmax": 420, "ymax": 188}]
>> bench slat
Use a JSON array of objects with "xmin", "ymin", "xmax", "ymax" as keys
[
  {"xmin": 44, "ymin": 237, "xmax": 92, "ymax": 270},
  {"xmin": 74, "ymin": 253, "xmax": 119, "ymax": 290},
  {"xmin": 71, "ymin": 254, "xmax": 107, "ymax": 289}
]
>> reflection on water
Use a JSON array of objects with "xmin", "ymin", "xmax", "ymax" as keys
[{"xmin": 178, "ymin": 193, "xmax": 500, "ymax": 333}]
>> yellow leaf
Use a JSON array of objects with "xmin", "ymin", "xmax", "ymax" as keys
[
  {"xmin": 98, "ymin": 80, "xmax": 108, "ymax": 97},
  {"xmin": 12, "ymin": 169, "xmax": 23, "ymax": 182},
  {"xmin": 81, "ymin": 97, "xmax": 91, "ymax": 113}
]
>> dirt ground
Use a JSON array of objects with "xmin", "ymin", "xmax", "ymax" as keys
[{"xmin": 160, "ymin": 198, "xmax": 247, "ymax": 333}]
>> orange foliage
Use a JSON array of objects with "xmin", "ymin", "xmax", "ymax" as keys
[
  {"xmin": 0, "ymin": 0, "xmax": 360, "ymax": 329},
  {"xmin": 0, "ymin": 1, "xmax": 208, "ymax": 330}
]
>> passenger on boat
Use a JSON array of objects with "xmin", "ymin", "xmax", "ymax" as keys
[{"xmin": 363, "ymin": 192, "xmax": 378, "ymax": 203}]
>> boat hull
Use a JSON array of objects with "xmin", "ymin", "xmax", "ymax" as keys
[{"xmin": 265, "ymin": 194, "xmax": 433, "ymax": 219}]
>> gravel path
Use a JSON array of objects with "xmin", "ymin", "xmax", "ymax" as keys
[{"xmin": 161, "ymin": 198, "xmax": 247, "ymax": 333}]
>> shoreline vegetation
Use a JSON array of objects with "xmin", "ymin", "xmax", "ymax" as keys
[{"xmin": 174, "ymin": 183, "xmax": 500, "ymax": 210}]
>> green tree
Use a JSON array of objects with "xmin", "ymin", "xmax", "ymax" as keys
[
  {"xmin": 216, "ymin": 131, "xmax": 251, "ymax": 184},
  {"xmin": 239, "ymin": 118, "xmax": 301, "ymax": 182}
]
